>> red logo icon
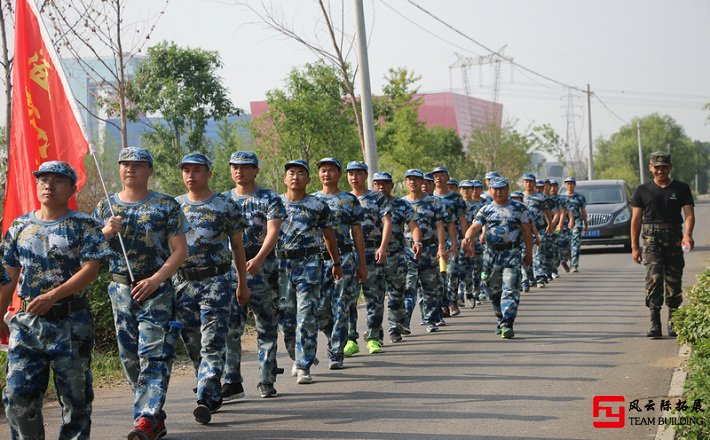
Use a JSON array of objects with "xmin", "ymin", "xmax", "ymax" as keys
[{"xmin": 593, "ymin": 395, "xmax": 625, "ymax": 428}]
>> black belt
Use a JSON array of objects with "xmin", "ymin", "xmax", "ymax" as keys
[
  {"xmin": 20, "ymin": 296, "xmax": 88, "ymax": 320},
  {"xmin": 276, "ymin": 247, "xmax": 321, "ymax": 260},
  {"xmin": 643, "ymin": 223, "xmax": 682, "ymax": 229},
  {"xmin": 178, "ymin": 262, "xmax": 232, "ymax": 281},
  {"xmin": 110, "ymin": 271, "xmax": 155, "ymax": 286},
  {"xmin": 245, "ymin": 247, "xmax": 275, "ymax": 261},
  {"xmin": 323, "ymin": 244, "xmax": 353, "ymax": 260},
  {"xmin": 487, "ymin": 242, "xmax": 516, "ymax": 251},
  {"xmin": 365, "ymin": 239, "xmax": 379, "ymax": 249},
  {"xmin": 421, "ymin": 237, "xmax": 437, "ymax": 247}
]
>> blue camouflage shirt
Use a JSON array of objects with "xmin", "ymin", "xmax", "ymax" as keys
[
  {"xmin": 356, "ymin": 190, "xmax": 391, "ymax": 248},
  {"xmin": 524, "ymin": 191, "xmax": 548, "ymax": 230},
  {"xmin": 176, "ymin": 192, "xmax": 246, "ymax": 268},
  {"xmin": 313, "ymin": 191, "xmax": 363, "ymax": 249},
  {"xmin": 474, "ymin": 200, "xmax": 531, "ymax": 246},
  {"xmin": 386, "ymin": 197, "xmax": 418, "ymax": 253},
  {"xmin": 3, "ymin": 211, "xmax": 111, "ymax": 300},
  {"xmin": 465, "ymin": 199, "xmax": 485, "ymax": 253},
  {"xmin": 434, "ymin": 191, "xmax": 466, "ymax": 238},
  {"xmin": 93, "ymin": 191, "xmax": 190, "ymax": 275},
  {"xmin": 278, "ymin": 194, "xmax": 332, "ymax": 251},
  {"xmin": 224, "ymin": 187, "xmax": 286, "ymax": 251},
  {"xmin": 563, "ymin": 193, "xmax": 587, "ymax": 227},
  {"xmin": 403, "ymin": 194, "xmax": 445, "ymax": 245}
]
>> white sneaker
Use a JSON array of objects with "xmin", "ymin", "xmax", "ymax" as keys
[
  {"xmin": 291, "ymin": 362, "xmax": 298, "ymax": 377},
  {"xmin": 296, "ymin": 369, "xmax": 313, "ymax": 384},
  {"xmin": 536, "ymin": 282, "xmax": 546, "ymax": 288},
  {"xmin": 572, "ymin": 267, "xmax": 579, "ymax": 273}
]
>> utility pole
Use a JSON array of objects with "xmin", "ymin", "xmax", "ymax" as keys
[
  {"xmin": 586, "ymin": 84, "xmax": 594, "ymax": 180},
  {"xmin": 354, "ymin": 0, "xmax": 378, "ymax": 184},
  {"xmin": 636, "ymin": 121, "xmax": 645, "ymax": 184}
]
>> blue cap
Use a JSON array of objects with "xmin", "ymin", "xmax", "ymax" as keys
[
  {"xmin": 535, "ymin": 179, "xmax": 545, "ymax": 186},
  {"xmin": 522, "ymin": 173, "xmax": 536, "ymax": 181},
  {"xmin": 446, "ymin": 179, "xmax": 459, "ymax": 186},
  {"xmin": 284, "ymin": 159, "xmax": 310, "ymax": 174},
  {"xmin": 489, "ymin": 177, "xmax": 509, "ymax": 189},
  {"xmin": 423, "ymin": 173, "xmax": 434, "ymax": 182},
  {"xmin": 471, "ymin": 179, "xmax": 483, "ymax": 188},
  {"xmin": 431, "ymin": 166, "xmax": 449, "ymax": 175},
  {"xmin": 229, "ymin": 151, "xmax": 259, "ymax": 167},
  {"xmin": 33, "ymin": 161, "xmax": 78, "ymax": 185},
  {"xmin": 549, "ymin": 179, "xmax": 559, "ymax": 185},
  {"xmin": 485, "ymin": 171, "xmax": 500, "ymax": 180},
  {"xmin": 179, "ymin": 152, "xmax": 212, "ymax": 170},
  {"xmin": 373, "ymin": 171, "xmax": 393, "ymax": 181},
  {"xmin": 404, "ymin": 169, "xmax": 424, "ymax": 179},
  {"xmin": 316, "ymin": 157, "xmax": 342, "ymax": 171},
  {"xmin": 346, "ymin": 161, "xmax": 368, "ymax": 172},
  {"xmin": 118, "ymin": 147, "xmax": 153, "ymax": 165},
  {"xmin": 459, "ymin": 180, "xmax": 474, "ymax": 188},
  {"xmin": 510, "ymin": 191, "xmax": 524, "ymax": 199},
  {"xmin": 564, "ymin": 176, "xmax": 576, "ymax": 183},
  {"xmin": 543, "ymin": 178, "xmax": 550, "ymax": 184}
]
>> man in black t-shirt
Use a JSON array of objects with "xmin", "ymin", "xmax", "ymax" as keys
[{"xmin": 630, "ymin": 152, "xmax": 695, "ymax": 339}]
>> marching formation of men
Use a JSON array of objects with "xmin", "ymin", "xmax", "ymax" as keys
[{"xmin": 0, "ymin": 149, "xmax": 593, "ymax": 440}]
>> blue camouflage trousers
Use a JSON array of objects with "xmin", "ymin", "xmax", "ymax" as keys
[
  {"xmin": 541, "ymin": 232, "xmax": 557, "ymax": 276},
  {"xmin": 347, "ymin": 250, "xmax": 386, "ymax": 343},
  {"xmin": 532, "ymin": 228, "xmax": 547, "ymax": 281},
  {"xmin": 461, "ymin": 252, "xmax": 483, "ymax": 300},
  {"xmin": 224, "ymin": 257, "xmax": 279, "ymax": 385},
  {"xmin": 559, "ymin": 228, "xmax": 571, "ymax": 263},
  {"xmin": 404, "ymin": 245, "xmax": 441, "ymax": 326},
  {"xmin": 3, "ymin": 309, "xmax": 94, "ymax": 440},
  {"xmin": 520, "ymin": 242, "xmax": 533, "ymax": 289},
  {"xmin": 108, "ymin": 281, "xmax": 178, "ymax": 423},
  {"xmin": 278, "ymin": 254, "xmax": 321, "ymax": 370},
  {"xmin": 319, "ymin": 252, "xmax": 357, "ymax": 361},
  {"xmin": 174, "ymin": 271, "xmax": 232, "ymax": 407},
  {"xmin": 485, "ymin": 248, "xmax": 523, "ymax": 328},
  {"xmin": 551, "ymin": 231, "xmax": 562, "ymax": 274},
  {"xmin": 384, "ymin": 250, "xmax": 408, "ymax": 335},
  {"xmin": 570, "ymin": 226, "xmax": 583, "ymax": 268},
  {"xmin": 445, "ymin": 249, "xmax": 465, "ymax": 306}
]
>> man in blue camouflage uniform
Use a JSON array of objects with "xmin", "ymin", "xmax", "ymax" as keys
[
  {"xmin": 93, "ymin": 147, "xmax": 189, "ymax": 440},
  {"xmin": 546, "ymin": 179, "xmax": 566, "ymax": 279},
  {"xmin": 511, "ymin": 191, "xmax": 538, "ymax": 293},
  {"xmin": 1, "ymin": 162, "xmax": 110, "ymax": 440},
  {"xmin": 372, "ymin": 172, "xmax": 422, "ymax": 343},
  {"xmin": 562, "ymin": 177, "xmax": 588, "ymax": 272},
  {"xmin": 278, "ymin": 160, "xmax": 342, "ymax": 384},
  {"xmin": 402, "ymin": 169, "xmax": 449, "ymax": 333},
  {"xmin": 432, "ymin": 167, "xmax": 466, "ymax": 318},
  {"xmin": 460, "ymin": 180, "xmax": 485, "ymax": 307},
  {"xmin": 481, "ymin": 171, "xmax": 500, "ymax": 205},
  {"xmin": 422, "ymin": 173, "xmax": 435, "ymax": 194},
  {"xmin": 462, "ymin": 177, "xmax": 533, "ymax": 339},
  {"xmin": 313, "ymin": 158, "xmax": 367, "ymax": 369},
  {"xmin": 173, "ymin": 153, "xmax": 250, "ymax": 424},
  {"xmin": 223, "ymin": 151, "xmax": 286, "ymax": 399},
  {"xmin": 522, "ymin": 174, "xmax": 552, "ymax": 288},
  {"xmin": 344, "ymin": 161, "xmax": 392, "ymax": 356},
  {"xmin": 447, "ymin": 178, "xmax": 459, "ymax": 193}
]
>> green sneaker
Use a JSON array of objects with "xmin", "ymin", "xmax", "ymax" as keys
[
  {"xmin": 343, "ymin": 340, "xmax": 359, "ymax": 357},
  {"xmin": 495, "ymin": 326, "xmax": 502, "ymax": 335},
  {"xmin": 501, "ymin": 326, "xmax": 515, "ymax": 339},
  {"xmin": 367, "ymin": 340, "xmax": 382, "ymax": 354}
]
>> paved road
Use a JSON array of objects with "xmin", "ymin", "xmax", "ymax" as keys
[{"xmin": 4, "ymin": 201, "xmax": 708, "ymax": 439}]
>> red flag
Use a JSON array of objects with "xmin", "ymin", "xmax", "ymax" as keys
[{"xmin": 3, "ymin": 0, "xmax": 89, "ymax": 233}]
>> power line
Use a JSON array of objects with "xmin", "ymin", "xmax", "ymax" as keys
[
  {"xmin": 405, "ymin": 0, "xmax": 585, "ymax": 93},
  {"xmin": 593, "ymin": 94, "xmax": 629, "ymax": 125}
]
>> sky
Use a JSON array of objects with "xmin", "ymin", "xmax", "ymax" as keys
[{"xmin": 5, "ymin": 0, "xmax": 710, "ymax": 154}]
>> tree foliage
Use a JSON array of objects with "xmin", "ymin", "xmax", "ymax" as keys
[
  {"xmin": 594, "ymin": 114, "xmax": 705, "ymax": 188},
  {"xmin": 129, "ymin": 41, "xmax": 239, "ymax": 195},
  {"xmin": 467, "ymin": 120, "xmax": 533, "ymax": 183}
]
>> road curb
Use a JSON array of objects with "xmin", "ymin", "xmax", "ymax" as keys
[{"xmin": 655, "ymin": 343, "xmax": 692, "ymax": 440}]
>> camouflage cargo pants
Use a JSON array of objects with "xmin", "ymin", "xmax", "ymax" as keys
[
  {"xmin": 404, "ymin": 245, "xmax": 442, "ymax": 325},
  {"xmin": 642, "ymin": 224, "xmax": 684, "ymax": 310},
  {"xmin": 485, "ymin": 248, "xmax": 523, "ymax": 328},
  {"xmin": 108, "ymin": 281, "xmax": 179, "ymax": 423},
  {"xmin": 224, "ymin": 257, "xmax": 280, "ymax": 385},
  {"xmin": 347, "ymin": 250, "xmax": 386, "ymax": 343},
  {"xmin": 559, "ymin": 227, "xmax": 571, "ymax": 263},
  {"xmin": 278, "ymin": 254, "xmax": 322, "ymax": 370},
  {"xmin": 174, "ymin": 271, "xmax": 232, "ymax": 407},
  {"xmin": 385, "ymin": 250, "xmax": 408, "ymax": 335},
  {"xmin": 3, "ymin": 309, "xmax": 94, "ymax": 440},
  {"xmin": 319, "ymin": 251, "xmax": 357, "ymax": 361},
  {"xmin": 570, "ymin": 226, "xmax": 583, "ymax": 268}
]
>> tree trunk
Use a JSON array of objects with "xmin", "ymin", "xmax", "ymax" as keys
[{"xmin": 115, "ymin": 0, "xmax": 129, "ymax": 149}]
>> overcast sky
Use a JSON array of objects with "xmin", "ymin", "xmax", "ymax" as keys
[{"xmin": 7, "ymin": 0, "xmax": 710, "ymax": 152}]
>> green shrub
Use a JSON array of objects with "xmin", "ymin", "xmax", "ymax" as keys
[
  {"xmin": 672, "ymin": 269, "xmax": 710, "ymax": 440},
  {"xmin": 88, "ymin": 268, "xmax": 117, "ymax": 351}
]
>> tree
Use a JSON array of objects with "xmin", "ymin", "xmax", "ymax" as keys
[
  {"xmin": 128, "ymin": 41, "xmax": 239, "ymax": 195},
  {"xmin": 43, "ymin": 0, "xmax": 168, "ymax": 148},
  {"xmin": 595, "ymin": 114, "xmax": 701, "ymax": 188},
  {"xmin": 0, "ymin": 0, "xmax": 13, "ymax": 205},
  {"xmin": 210, "ymin": 118, "xmax": 251, "ymax": 193},
  {"xmin": 252, "ymin": 61, "xmax": 360, "ymax": 193},
  {"xmin": 467, "ymin": 120, "xmax": 533, "ymax": 183}
]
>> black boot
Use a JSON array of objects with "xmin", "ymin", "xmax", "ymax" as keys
[
  {"xmin": 667, "ymin": 308, "xmax": 678, "ymax": 338},
  {"xmin": 646, "ymin": 309, "xmax": 662, "ymax": 338}
]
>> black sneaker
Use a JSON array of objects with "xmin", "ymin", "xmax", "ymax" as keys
[
  {"xmin": 193, "ymin": 404, "xmax": 211, "ymax": 424},
  {"xmin": 257, "ymin": 382, "xmax": 278, "ymax": 398},
  {"xmin": 390, "ymin": 332, "xmax": 403, "ymax": 343},
  {"xmin": 221, "ymin": 382, "xmax": 245, "ymax": 401}
]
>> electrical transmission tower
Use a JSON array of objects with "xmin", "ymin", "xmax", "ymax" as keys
[{"xmin": 562, "ymin": 88, "xmax": 585, "ymax": 177}]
